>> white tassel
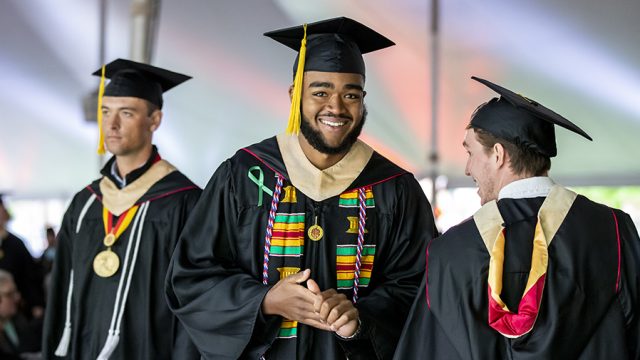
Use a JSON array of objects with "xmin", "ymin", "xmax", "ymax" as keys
[
  {"xmin": 96, "ymin": 331, "xmax": 120, "ymax": 360},
  {"xmin": 55, "ymin": 270, "xmax": 75, "ymax": 357},
  {"xmin": 54, "ymin": 324, "xmax": 72, "ymax": 356},
  {"xmin": 53, "ymin": 195, "xmax": 94, "ymax": 357}
]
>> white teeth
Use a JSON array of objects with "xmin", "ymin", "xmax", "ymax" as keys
[{"xmin": 320, "ymin": 119, "xmax": 346, "ymax": 127}]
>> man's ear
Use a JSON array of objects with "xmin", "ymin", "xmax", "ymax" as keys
[
  {"xmin": 288, "ymin": 85, "xmax": 294, "ymax": 101},
  {"xmin": 150, "ymin": 110, "xmax": 162, "ymax": 132},
  {"xmin": 493, "ymin": 142, "xmax": 506, "ymax": 168}
]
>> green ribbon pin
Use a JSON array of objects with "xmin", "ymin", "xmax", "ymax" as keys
[{"xmin": 248, "ymin": 166, "xmax": 274, "ymax": 206}]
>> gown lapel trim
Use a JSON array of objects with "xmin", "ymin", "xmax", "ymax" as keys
[
  {"xmin": 474, "ymin": 185, "xmax": 577, "ymax": 252},
  {"xmin": 99, "ymin": 160, "xmax": 176, "ymax": 216},
  {"xmin": 276, "ymin": 134, "xmax": 373, "ymax": 202}
]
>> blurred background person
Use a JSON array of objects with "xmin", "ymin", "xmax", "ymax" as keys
[
  {"xmin": 0, "ymin": 270, "xmax": 42, "ymax": 358},
  {"xmin": 0, "ymin": 195, "xmax": 45, "ymax": 321},
  {"xmin": 37, "ymin": 226, "xmax": 57, "ymax": 300},
  {"xmin": 38, "ymin": 227, "xmax": 56, "ymax": 276}
]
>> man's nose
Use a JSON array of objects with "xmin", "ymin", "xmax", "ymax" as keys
[{"xmin": 327, "ymin": 95, "xmax": 346, "ymax": 113}]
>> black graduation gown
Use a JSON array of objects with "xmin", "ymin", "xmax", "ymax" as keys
[
  {"xmin": 42, "ymin": 163, "xmax": 201, "ymax": 360},
  {"xmin": 166, "ymin": 137, "xmax": 437, "ymax": 359},
  {"xmin": 395, "ymin": 191, "xmax": 640, "ymax": 359}
]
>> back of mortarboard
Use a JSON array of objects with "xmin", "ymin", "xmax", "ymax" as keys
[{"xmin": 470, "ymin": 76, "xmax": 592, "ymax": 157}]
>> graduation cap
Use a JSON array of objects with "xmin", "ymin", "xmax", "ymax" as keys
[
  {"xmin": 470, "ymin": 76, "xmax": 592, "ymax": 157},
  {"xmin": 92, "ymin": 59, "xmax": 191, "ymax": 154},
  {"xmin": 264, "ymin": 17, "xmax": 394, "ymax": 134},
  {"xmin": 92, "ymin": 59, "xmax": 191, "ymax": 109}
]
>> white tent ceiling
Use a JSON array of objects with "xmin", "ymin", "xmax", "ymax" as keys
[{"xmin": 1, "ymin": 0, "xmax": 639, "ymax": 198}]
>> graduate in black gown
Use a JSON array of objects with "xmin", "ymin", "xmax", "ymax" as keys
[
  {"xmin": 42, "ymin": 59, "xmax": 201, "ymax": 360},
  {"xmin": 395, "ymin": 77, "xmax": 640, "ymax": 359},
  {"xmin": 166, "ymin": 17, "xmax": 438, "ymax": 359}
]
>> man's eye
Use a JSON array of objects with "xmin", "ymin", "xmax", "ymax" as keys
[
  {"xmin": 312, "ymin": 92, "xmax": 327, "ymax": 97},
  {"xmin": 345, "ymin": 94, "xmax": 360, "ymax": 100}
]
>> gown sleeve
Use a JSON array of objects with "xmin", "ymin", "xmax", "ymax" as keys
[
  {"xmin": 165, "ymin": 161, "xmax": 278, "ymax": 360},
  {"xmin": 167, "ymin": 188, "xmax": 204, "ymax": 360},
  {"xmin": 615, "ymin": 210, "xmax": 640, "ymax": 358},
  {"xmin": 339, "ymin": 175, "xmax": 438, "ymax": 359},
  {"xmin": 393, "ymin": 270, "xmax": 465, "ymax": 360}
]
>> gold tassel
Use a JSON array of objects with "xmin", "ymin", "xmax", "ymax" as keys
[
  {"xmin": 97, "ymin": 65, "xmax": 106, "ymax": 155},
  {"xmin": 286, "ymin": 24, "xmax": 307, "ymax": 135}
]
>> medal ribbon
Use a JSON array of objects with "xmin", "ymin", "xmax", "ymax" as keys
[{"xmin": 102, "ymin": 205, "xmax": 140, "ymax": 245}]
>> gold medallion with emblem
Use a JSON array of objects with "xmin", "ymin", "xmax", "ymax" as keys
[{"xmin": 93, "ymin": 205, "xmax": 140, "ymax": 277}]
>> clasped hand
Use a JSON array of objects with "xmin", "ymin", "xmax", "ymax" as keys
[{"xmin": 261, "ymin": 269, "xmax": 360, "ymax": 338}]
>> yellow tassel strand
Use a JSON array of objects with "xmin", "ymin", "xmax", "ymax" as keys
[
  {"xmin": 97, "ymin": 65, "xmax": 106, "ymax": 155},
  {"xmin": 286, "ymin": 24, "xmax": 307, "ymax": 135}
]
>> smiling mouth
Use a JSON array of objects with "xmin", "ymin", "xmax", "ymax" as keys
[{"xmin": 319, "ymin": 118, "xmax": 347, "ymax": 127}]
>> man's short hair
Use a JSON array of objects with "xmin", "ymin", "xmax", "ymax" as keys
[
  {"xmin": 467, "ymin": 123, "xmax": 551, "ymax": 177},
  {"xmin": 145, "ymin": 100, "xmax": 159, "ymax": 116}
]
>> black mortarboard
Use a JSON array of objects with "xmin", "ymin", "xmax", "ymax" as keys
[
  {"xmin": 91, "ymin": 58, "xmax": 191, "ymax": 109},
  {"xmin": 264, "ymin": 17, "xmax": 395, "ymax": 76},
  {"xmin": 264, "ymin": 17, "xmax": 394, "ymax": 134},
  {"xmin": 470, "ymin": 76, "xmax": 592, "ymax": 157}
]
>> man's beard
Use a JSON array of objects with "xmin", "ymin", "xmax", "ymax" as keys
[{"xmin": 300, "ymin": 106, "xmax": 367, "ymax": 155}]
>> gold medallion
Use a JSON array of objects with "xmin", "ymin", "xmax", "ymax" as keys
[
  {"xmin": 308, "ymin": 224, "xmax": 324, "ymax": 241},
  {"xmin": 93, "ymin": 249, "xmax": 120, "ymax": 277},
  {"xmin": 103, "ymin": 233, "xmax": 116, "ymax": 247}
]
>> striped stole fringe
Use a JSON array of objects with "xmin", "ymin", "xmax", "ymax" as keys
[
  {"xmin": 352, "ymin": 187, "xmax": 367, "ymax": 304},
  {"xmin": 262, "ymin": 175, "xmax": 284, "ymax": 285}
]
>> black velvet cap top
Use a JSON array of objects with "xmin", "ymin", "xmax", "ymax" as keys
[
  {"xmin": 92, "ymin": 58, "xmax": 191, "ymax": 109},
  {"xmin": 470, "ymin": 76, "xmax": 592, "ymax": 157},
  {"xmin": 264, "ymin": 17, "xmax": 395, "ymax": 76}
]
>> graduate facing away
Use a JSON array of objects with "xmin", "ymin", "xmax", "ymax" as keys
[
  {"xmin": 394, "ymin": 77, "xmax": 640, "ymax": 359},
  {"xmin": 166, "ymin": 17, "xmax": 438, "ymax": 359},
  {"xmin": 42, "ymin": 59, "xmax": 201, "ymax": 360}
]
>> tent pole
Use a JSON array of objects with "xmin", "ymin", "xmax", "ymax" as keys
[
  {"xmin": 429, "ymin": 0, "xmax": 440, "ymax": 211},
  {"xmin": 129, "ymin": 0, "xmax": 161, "ymax": 63},
  {"xmin": 97, "ymin": 0, "xmax": 107, "ymax": 170}
]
